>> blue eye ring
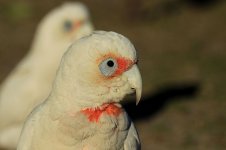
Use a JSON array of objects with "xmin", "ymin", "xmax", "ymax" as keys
[{"xmin": 99, "ymin": 58, "xmax": 118, "ymax": 77}]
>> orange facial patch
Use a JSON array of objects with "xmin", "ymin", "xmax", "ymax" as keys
[
  {"xmin": 81, "ymin": 103, "xmax": 122, "ymax": 122},
  {"xmin": 114, "ymin": 57, "xmax": 133, "ymax": 76},
  {"xmin": 73, "ymin": 20, "xmax": 82, "ymax": 29},
  {"xmin": 97, "ymin": 53, "xmax": 134, "ymax": 78}
]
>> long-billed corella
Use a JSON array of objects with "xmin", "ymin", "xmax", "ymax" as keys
[{"xmin": 17, "ymin": 31, "xmax": 142, "ymax": 150}]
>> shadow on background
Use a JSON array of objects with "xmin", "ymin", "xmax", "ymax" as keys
[
  {"xmin": 123, "ymin": 82, "xmax": 200, "ymax": 121},
  {"xmin": 126, "ymin": 0, "xmax": 224, "ymax": 21},
  {"xmin": 184, "ymin": 0, "xmax": 222, "ymax": 7}
]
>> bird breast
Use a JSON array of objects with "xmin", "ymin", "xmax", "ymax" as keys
[{"xmin": 56, "ymin": 103, "xmax": 130, "ymax": 148}]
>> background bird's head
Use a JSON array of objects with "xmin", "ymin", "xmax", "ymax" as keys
[
  {"xmin": 31, "ymin": 2, "xmax": 94, "ymax": 55},
  {"xmin": 51, "ymin": 31, "xmax": 142, "ymax": 109}
]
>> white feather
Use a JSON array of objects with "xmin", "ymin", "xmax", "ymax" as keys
[
  {"xmin": 0, "ymin": 2, "xmax": 93, "ymax": 149},
  {"xmin": 124, "ymin": 121, "xmax": 141, "ymax": 150},
  {"xmin": 17, "ymin": 31, "xmax": 141, "ymax": 150}
]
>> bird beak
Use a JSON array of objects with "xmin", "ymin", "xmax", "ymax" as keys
[{"xmin": 124, "ymin": 65, "xmax": 142, "ymax": 105}]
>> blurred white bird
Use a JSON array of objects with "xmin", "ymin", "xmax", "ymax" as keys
[
  {"xmin": 17, "ymin": 31, "xmax": 142, "ymax": 150},
  {"xmin": 0, "ymin": 2, "xmax": 94, "ymax": 149}
]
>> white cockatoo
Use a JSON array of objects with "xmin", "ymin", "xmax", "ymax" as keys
[
  {"xmin": 0, "ymin": 2, "xmax": 93, "ymax": 149},
  {"xmin": 17, "ymin": 31, "xmax": 142, "ymax": 150}
]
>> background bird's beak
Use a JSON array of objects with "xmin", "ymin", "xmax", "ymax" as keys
[{"xmin": 124, "ymin": 65, "xmax": 142, "ymax": 105}]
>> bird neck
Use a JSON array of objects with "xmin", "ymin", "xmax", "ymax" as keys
[
  {"xmin": 80, "ymin": 103, "xmax": 122, "ymax": 122},
  {"xmin": 47, "ymin": 81, "xmax": 100, "ymax": 113}
]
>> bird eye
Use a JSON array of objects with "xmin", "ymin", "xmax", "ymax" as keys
[
  {"xmin": 99, "ymin": 58, "xmax": 118, "ymax": 77},
  {"xmin": 63, "ymin": 20, "xmax": 73, "ymax": 31},
  {"xmin": 107, "ymin": 60, "xmax": 114, "ymax": 67}
]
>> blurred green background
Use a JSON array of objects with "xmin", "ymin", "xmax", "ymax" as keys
[{"xmin": 0, "ymin": 0, "xmax": 226, "ymax": 149}]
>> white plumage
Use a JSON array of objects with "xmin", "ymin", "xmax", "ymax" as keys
[
  {"xmin": 17, "ymin": 31, "xmax": 142, "ymax": 150},
  {"xmin": 0, "ymin": 2, "xmax": 93, "ymax": 149}
]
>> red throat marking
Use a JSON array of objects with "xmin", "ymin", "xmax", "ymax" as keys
[{"xmin": 81, "ymin": 103, "xmax": 122, "ymax": 122}]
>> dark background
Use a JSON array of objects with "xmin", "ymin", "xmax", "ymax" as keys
[{"xmin": 0, "ymin": 0, "xmax": 226, "ymax": 149}]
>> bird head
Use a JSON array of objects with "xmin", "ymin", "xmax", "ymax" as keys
[
  {"xmin": 51, "ymin": 31, "xmax": 142, "ymax": 109},
  {"xmin": 32, "ymin": 2, "xmax": 94, "ymax": 54}
]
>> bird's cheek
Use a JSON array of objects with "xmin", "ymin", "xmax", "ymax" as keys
[
  {"xmin": 108, "ymin": 78, "xmax": 126, "ymax": 87},
  {"xmin": 107, "ymin": 83, "xmax": 130, "ymax": 101},
  {"xmin": 123, "ymin": 83, "xmax": 135, "ymax": 94},
  {"xmin": 96, "ymin": 86, "xmax": 110, "ymax": 96},
  {"xmin": 111, "ymin": 87, "xmax": 120, "ymax": 94}
]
